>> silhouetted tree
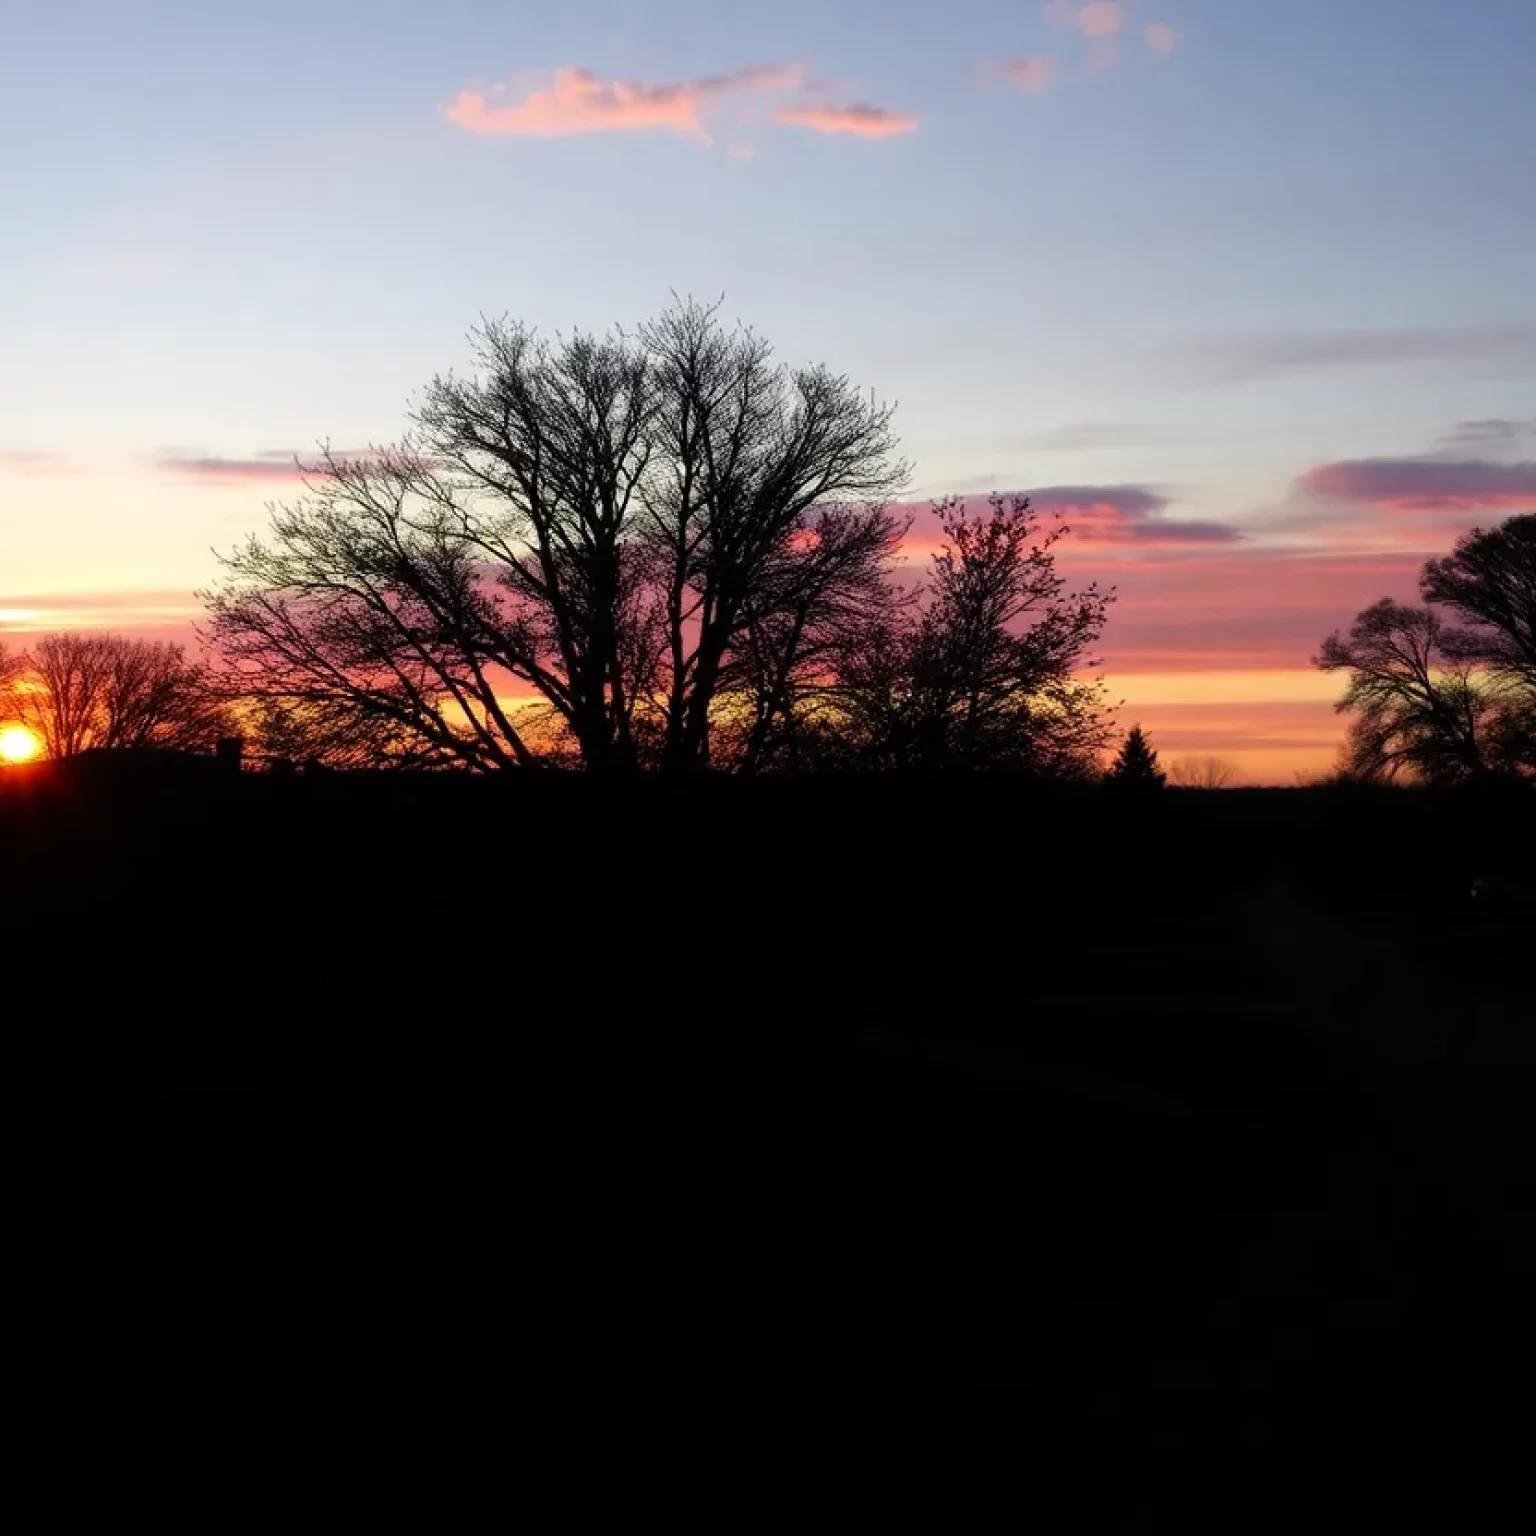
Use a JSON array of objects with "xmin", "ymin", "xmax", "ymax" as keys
[
  {"xmin": 1422, "ymin": 514, "xmax": 1536, "ymax": 690},
  {"xmin": 827, "ymin": 495, "xmax": 1115, "ymax": 773},
  {"xmin": 1315, "ymin": 599, "xmax": 1502, "ymax": 783},
  {"xmin": 1168, "ymin": 754, "xmax": 1238, "ymax": 789},
  {"xmin": 1105, "ymin": 724, "xmax": 1165, "ymax": 788},
  {"xmin": 205, "ymin": 300, "xmax": 907, "ymax": 772},
  {"xmin": 0, "ymin": 643, "xmax": 20, "ymax": 708},
  {"xmin": 16, "ymin": 634, "xmax": 232, "ymax": 759},
  {"xmin": 636, "ymin": 301, "xmax": 909, "ymax": 769},
  {"xmin": 1318, "ymin": 516, "xmax": 1536, "ymax": 783},
  {"xmin": 713, "ymin": 502, "xmax": 908, "ymax": 771}
]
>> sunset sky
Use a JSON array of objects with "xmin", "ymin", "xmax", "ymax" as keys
[{"xmin": 5, "ymin": 0, "xmax": 1536, "ymax": 780}]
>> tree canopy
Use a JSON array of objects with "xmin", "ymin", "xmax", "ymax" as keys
[
  {"xmin": 204, "ymin": 303, "xmax": 1115, "ymax": 777},
  {"xmin": 4, "ymin": 634, "xmax": 231, "ymax": 760},
  {"xmin": 1316, "ymin": 515, "xmax": 1536, "ymax": 783}
]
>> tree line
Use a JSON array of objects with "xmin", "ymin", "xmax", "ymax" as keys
[
  {"xmin": 0, "ymin": 634, "xmax": 231, "ymax": 758},
  {"xmin": 4, "ymin": 300, "xmax": 1122, "ymax": 778},
  {"xmin": 201, "ymin": 300, "xmax": 1119, "ymax": 775},
  {"xmin": 8, "ymin": 298, "xmax": 1529, "ymax": 786}
]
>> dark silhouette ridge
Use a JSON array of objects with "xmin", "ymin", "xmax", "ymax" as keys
[{"xmin": 4, "ymin": 759, "xmax": 1535, "ymax": 1522}]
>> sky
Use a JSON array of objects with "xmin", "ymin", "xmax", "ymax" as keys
[{"xmin": 4, "ymin": 0, "xmax": 1536, "ymax": 781}]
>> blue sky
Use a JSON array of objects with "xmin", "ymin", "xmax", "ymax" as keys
[{"xmin": 4, "ymin": 0, "xmax": 1535, "ymax": 778}]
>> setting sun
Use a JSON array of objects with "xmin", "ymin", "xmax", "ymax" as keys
[{"xmin": 0, "ymin": 726, "xmax": 41, "ymax": 764}]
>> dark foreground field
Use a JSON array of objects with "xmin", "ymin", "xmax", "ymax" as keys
[{"xmin": 3, "ymin": 760, "xmax": 1534, "ymax": 1524}]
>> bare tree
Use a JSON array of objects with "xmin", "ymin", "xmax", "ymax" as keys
[
  {"xmin": 207, "ymin": 443, "xmax": 554, "ymax": 770},
  {"xmin": 205, "ymin": 300, "xmax": 908, "ymax": 772},
  {"xmin": 0, "ymin": 643, "xmax": 21, "ymax": 710},
  {"xmin": 1314, "ymin": 599, "xmax": 1495, "ymax": 782},
  {"xmin": 636, "ymin": 300, "xmax": 908, "ymax": 768},
  {"xmin": 16, "ymin": 634, "xmax": 232, "ymax": 759},
  {"xmin": 715, "ymin": 503, "xmax": 909, "ymax": 771},
  {"xmin": 1168, "ymin": 755, "xmax": 1239, "ymax": 789},
  {"xmin": 828, "ymin": 495, "xmax": 1115, "ymax": 773}
]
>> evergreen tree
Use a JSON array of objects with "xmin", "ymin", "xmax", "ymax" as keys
[{"xmin": 1105, "ymin": 724, "xmax": 1166, "ymax": 789}]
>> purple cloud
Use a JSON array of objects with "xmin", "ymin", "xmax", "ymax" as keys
[
  {"xmin": 1298, "ymin": 457, "xmax": 1536, "ymax": 513},
  {"xmin": 1026, "ymin": 485, "xmax": 1243, "ymax": 544},
  {"xmin": 900, "ymin": 485, "xmax": 1242, "ymax": 550}
]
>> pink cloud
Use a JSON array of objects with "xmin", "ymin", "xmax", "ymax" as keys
[
  {"xmin": 1005, "ymin": 56, "xmax": 1059, "ymax": 92},
  {"xmin": 1076, "ymin": 548, "xmax": 1426, "ymax": 674},
  {"xmin": 774, "ymin": 102, "xmax": 919, "ymax": 138},
  {"xmin": 1297, "ymin": 457, "xmax": 1536, "ymax": 514},
  {"xmin": 1046, "ymin": 1, "xmax": 1129, "ymax": 40},
  {"xmin": 1144, "ymin": 22, "xmax": 1182, "ymax": 56},
  {"xmin": 445, "ymin": 63, "xmax": 806, "ymax": 143}
]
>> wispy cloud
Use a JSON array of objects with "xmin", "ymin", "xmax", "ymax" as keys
[
  {"xmin": 155, "ymin": 449, "xmax": 377, "ymax": 486},
  {"xmin": 773, "ymin": 102, "xmax": 918, "ymax": 138},
  {"xmin": 1197, "ymin": 324, "xmax": 1536, "ymax": 385},
  {"xmin": 1005, "ymin": 56, "xmax": 1059, "ymax": 93},
  {"xmin": 0, "ymin": 589, "xmax": 202, "ymax": 635},
  {"xmin": 1144, "ymin": 23, "xmax": 1182, "ymax": 57},
  {"xmin": 445, "ymin": 63, "xmax": 806, "ymax": 142},
  {"xmin": 0, "ymin": 450, "xmax": 76, "ymax": 477},
  {"xmin": 1017, "ymin": 422, "xmax": 1175, "ymax": 453},
  {"xmin": 1435, "ymin": 418, "xmax": 1535, "ymax": 450}
]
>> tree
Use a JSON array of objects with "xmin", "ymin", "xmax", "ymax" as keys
[
  {"xmin": 0, "ymin": 643, "xmax": 20, "ymax": 710},
  {"xmin": 15, "ymin": 634, "xmax": 232, "ymax": 759},
  {"xmin": 635, "ymin": 301, "xmax": 908, "ymax": 769},
  {"xmin": 205, "ymin": 299, "xmax": 908, "ymax": 773},
  {"xmin": 1168, "ymin": 755, "xmax": 1238, "ymax": 789},
  {"xmin": 1315, "ymin": 599, "xmax": 1507, "ymax": 783},
  {"xmin": 826, "ymin": 495, "xmax": 1116, "ymax": 773},
  {"xmin": 1318, "ymin": 516, "xmax": 1536, "ymax": 783},
  {"xmin": 1105, "ymin": 725, "xmax": 1165, "ymax": 789},
  {"xmin": 712, "ymin": 502, "xmax": 908, "ymax": 772},
  {"xmin": 1422, "ymin": 514, "xmax": 1536, "ymax": 692}
]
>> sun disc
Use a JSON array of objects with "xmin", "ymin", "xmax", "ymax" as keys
[{"xmin": 0, "ymin": 725, "xmax": 41, "ymax": 764}]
